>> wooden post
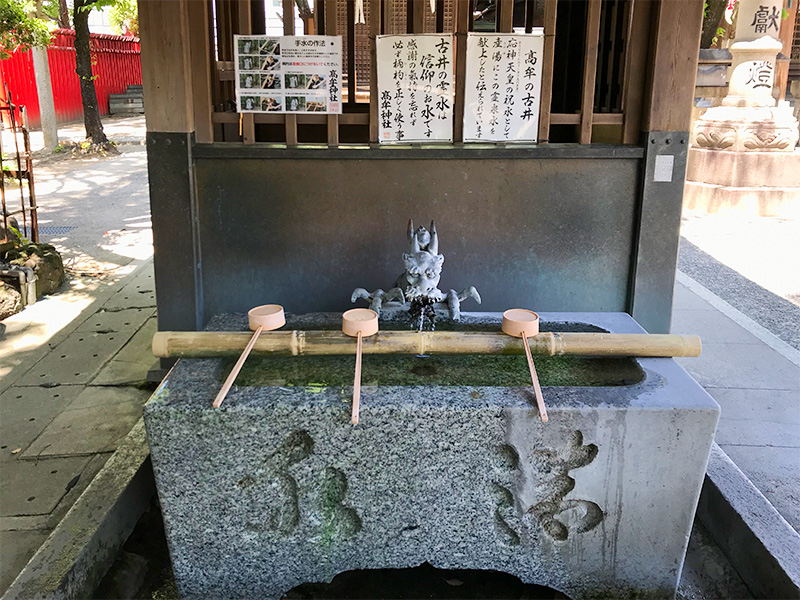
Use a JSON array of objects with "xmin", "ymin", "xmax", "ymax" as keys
[
  {"xmin": 238, "ymin": 0, "xmax": 255, "ymax": 144},
  {"xmin": 412, "ymin": 0, "xmax": 425, "ymax": 33},
  {"xmin": 283, "ymin": 0, "xmax": 298, "ymax": 146},
  {"xmin": 369, "ymin": 0, "xmax": 382, "ymax": 143},
  {"xmin": 579, "ymin": 0, "xmax": 602, "ymax": 144},
  {"xmin": 537, "ymin": 0, "xmax": 557, "ymax": 143},
  {"xmin": 325, "ymin": 0, "xmax": 339, "ymax": 145},
  {"xmin": 644, "ymin": 0, "xmax": 704, "ymax": 133},
  {"xmin": 453, "ymin": 0, "xmax": 469, "ymax": 142},
  {"xmin": 498, "ymin": 0, "xmax": 514, "ymax": 33},
  {"xmin": 621, "ymin": 0, "xmax": 652, "ymax": 144},
  {"xmin": 188, "ymin": 0, "xmax": 214, "ymax": 142},
  {"xmin": 139, "ymin": 0, "xmax": 194, "ymax": 134}
]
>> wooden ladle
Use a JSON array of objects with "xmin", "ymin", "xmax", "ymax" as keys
[
  {"xmin": 502, "ymin": 309, "xmax": 548, "ymax": 423},
  {"xmin": 342, "ymin": 308, "xmax": 379, "ymax": 425},
  {"xmin": 213, "ymin": 304, "xmax": 286, "ymax": 408}
]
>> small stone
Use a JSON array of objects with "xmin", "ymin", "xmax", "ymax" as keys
[{"xmin": 0, "ymin": 281, "xmax": 22, "ymax": 320}]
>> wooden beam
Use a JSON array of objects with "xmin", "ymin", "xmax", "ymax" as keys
[
  {"xmin": 537, "ymin": 0, "xmax": 557, "ymax": 143},
  {"xmin": 579, "ymin": 0, "xmax": 602, "ymax": 144},
  {"xmin": 453, "ymin": 0, "xmax": 469, "ymax": 142},
  {"xmin": 645, "ymin": 0, "xmax": 703, "ymax": 132},
  {"xmin": 325, "ymin": 0, "xmax": 339, "ymax": 146},
  {"xmin": 621, "ymin": 0, "xmax": 652, "ymax": 144},
  {"xmin": 283, "ymin": 0, "xmax": 298, "ymax": 146},
  {"xmin": 238, "ymin": 0, "xmax": 255, "ymax": 144},
  {"xmin": 211, "ymin": 112, "xmax": 370, "ymax": 125},
  {"xmin": 139, "ymin": 0, "xmax": 194, "ymax": 133},
  {"xmin": 187, "ymin": 0, "xmax": 214, "ymax": 142},
  {"xmin": 369, "ymin": 0, "xmax": 381, "ymax": 142}
]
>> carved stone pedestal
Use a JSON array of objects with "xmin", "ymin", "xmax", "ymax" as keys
[
  {"xmin": 145, "ymin": 312, "xmax": 719, "ymax": 600},
  {"xmin": 687, "ymin": 35, "xmax": 800, "ymax": 217}
]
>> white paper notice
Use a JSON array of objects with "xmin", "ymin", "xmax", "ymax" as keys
[
  {"xmin": 463, "ymin": 31, "xmax": 543, "ymax": 143},
  {"xmin": 376, "ymin": 34, "xmax": 454, "ymax": 144},
  {"xmin": 235, "ymin": 35, "xmax": 342, "ymax": 114},
  {"xmin": 653, "ymin": 155, "xmax": 674, "ymax": 183}
]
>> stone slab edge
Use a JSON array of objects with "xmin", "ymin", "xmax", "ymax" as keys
[
  {"xmin": 697, "ymin": 443, "xmax": 800, "ymax": 600},
  {"xmin": 1, "ymin": 419, "xmax": 154, "ymax": 600},
  {"xmin": 0, "ymin": 257, "xmax": 153, "ymax": 394}
]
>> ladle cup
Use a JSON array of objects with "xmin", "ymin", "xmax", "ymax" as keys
[
  {"xmin": 342, "ymin": 308, "xmax": 379, "ymax": 425},
  {"xmin": 502, "ymin": 309, "xmax": 548, "ymax": 423},
  {"xmin": 213, "ymin": 304, "xmax": 285, "ymax": 408}
]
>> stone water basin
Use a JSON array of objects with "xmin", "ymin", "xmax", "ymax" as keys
[{"xmin": 144, "ymin": 312, "xmax": 719, "ymax": 600}]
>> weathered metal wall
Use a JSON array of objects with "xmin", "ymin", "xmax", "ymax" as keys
[
  {"xmin": 0, "ymin": 30, "xmax": 142, "ymax": 129},
  {"xmin": 181, "ymin": 146, "xmax": 643, "ymax": 323}
]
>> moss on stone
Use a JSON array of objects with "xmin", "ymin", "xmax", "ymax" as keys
[{"xmin": 227, "ymin": 354, "xmax": 643, "ymax": 387}]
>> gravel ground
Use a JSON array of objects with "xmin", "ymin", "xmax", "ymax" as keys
[{"xmin": 678, "ymin": 237, "xmax": 800, "ymax": 352}]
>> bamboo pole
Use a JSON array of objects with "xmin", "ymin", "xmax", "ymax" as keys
[{"xmin": 153, "ymin": 330, "xmax": 702, "ymax": 358}]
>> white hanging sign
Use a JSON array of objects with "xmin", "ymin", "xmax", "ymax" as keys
[
  {"xmin": 235, "ymin": 35, "xmax": 342, "ymax": 114},
  {"xmin": 376, "ymin": 34, "xmax": 454, "ymax": 143},
  {"xmin": 463, "ymin": 31, "xmax": 544, "ymax": 143}
]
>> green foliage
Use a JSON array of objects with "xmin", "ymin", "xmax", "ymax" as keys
[
  {"xmin": 0, "ymin": 0, "xmax": 52, "ymax": 58},
  {"xmin": 107, "ymin": 0, "xmax": 136, "ymax": 36}
]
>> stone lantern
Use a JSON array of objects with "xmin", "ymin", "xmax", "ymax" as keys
[{"xmin": 685, "ymin": 0, "xmax": 800, "ymax": 217}]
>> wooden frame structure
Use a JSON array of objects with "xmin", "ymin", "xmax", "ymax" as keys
[
  {"xmin": 140, "ymin": 0, "xmax": 705, "ymax": 336},
  {"xmin": 163, "ymin": 0, "xmax": 698, "ymax": 146}
]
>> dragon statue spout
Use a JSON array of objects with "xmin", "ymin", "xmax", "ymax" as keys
[{"xmin": 351, "ymin": 219, "xmax": 481, "ymax": 323}]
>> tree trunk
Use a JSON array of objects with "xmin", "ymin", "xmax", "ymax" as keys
[
  {"xmin": 73, "ymin": 0, "xmax": 109, "ymax": 145},
  {"xmin": 58, "ymin": 0, "xmax": 70, "ymax": 29},
  {"xmin": 701, "ymin": 0, "xmax": 726, "ymax": 49}
]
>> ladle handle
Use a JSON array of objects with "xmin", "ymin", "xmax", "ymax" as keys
[
  {"xmin": 523, "ymin": 334, "xmax": 548, "ymax": 423},
  {"xmin": 352, "ymin": 331, "xmax": 363, "ymax": 424},
  {"xmin": 213, "ymin": 325, "xmax": 263, "ymax": 408}
]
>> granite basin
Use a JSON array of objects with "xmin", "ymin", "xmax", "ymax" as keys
[{"xmin": 144, "ymin": 312, "xmax": 719, "ymax": 600}]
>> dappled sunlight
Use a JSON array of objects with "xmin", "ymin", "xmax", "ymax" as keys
[{"xmin": 0, "ymin": 268, "xmax": 138, "ymax": 378}]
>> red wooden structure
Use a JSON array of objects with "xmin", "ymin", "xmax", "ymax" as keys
[{"xmin": 0, "ymin": 29, "xmax": 142, "ymax": 129}]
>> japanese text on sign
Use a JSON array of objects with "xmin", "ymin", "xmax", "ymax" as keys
[
  {"xmin": 235, "ymin": 35, "xmax": 342, "ymax": 114},
  {"xmin": 463, "ymin": 31, "xmax": 543, "ymax": 143},
  {"xmin": 376, "ymin": 34, "xmax": 454, "ymax": 143}
]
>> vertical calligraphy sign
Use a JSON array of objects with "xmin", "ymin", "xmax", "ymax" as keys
[
  {"xmin": 376, "ymin": 34, "xmax": 455, "ymax": 143},
  {"xmin": 463, "ymin": 31, "xmax": 544, "ymax": 143}
]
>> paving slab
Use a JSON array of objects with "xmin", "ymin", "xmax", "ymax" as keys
[
  {"xmin": 0, "ymin": 530, "xmax": 50, "ymax": 595},
  {"xmin": 21, "ymin": 388, "xmax": 149, "ymax": 459},
  {"xmin": 1, "ymin": 453, "xmax": 110, "ymax": 533},
  {"xmin": 720, "ymin": 444, "xmax": 800, "ymax": 533},
  {"xmin": 709, "ymin": 388, "xmax": 800, "ymax": 447},
  {"xmin": 74, "ymin": 307, "xmax": 155, "ymax": 334},
  {"xmin": 101, "ymin": 268, "xmax": 157, "ymax": 310},
  {"xmin": 0, "ymin": 386, "xmax": 83, "ymax": 460},
  {"xmin": 673, "ymin": 282, "xmax": 717, "ymax": 311},
  {"xmin": 14, "ymin": 332, "xmax": 130, "ymax": 387},
  {"xmin": 671, "ymin": 309, "xmax": 765, "ymax": 345},
  {"xmin": 707, "ymin": 388, "xmax": 800, "ymax": 426},
  {"xmin": 0, "ymin": 457, "xmax": 92, "ymax": 516},
  {"xmin": 677, "ymin": 342, "xmax": 800, "ymax": 391},
  {"xmin": 91, "ymin": 318, "xmax": 159, "ymax": 386}
]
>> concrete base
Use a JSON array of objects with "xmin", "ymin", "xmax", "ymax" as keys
[
  {"xmin": 144, "ymin": 312, "xmax": 719, "ymax": 600},
  {"xmin": 683, "ymin": 180, "xmax": 800, "ymax": 218}
]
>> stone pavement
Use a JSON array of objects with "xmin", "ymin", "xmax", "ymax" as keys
[
  {"xmin": 671, "ymin": 271, "xmax": 800, "ymax": 535},
  {"xmin": 0, "ymin": 260, "xmax": 156, "ymax": 595}
]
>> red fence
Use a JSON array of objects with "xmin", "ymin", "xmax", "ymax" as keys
[{"xmin": 0, "ymin": 30, "xmax": 142, "ymax": 129}]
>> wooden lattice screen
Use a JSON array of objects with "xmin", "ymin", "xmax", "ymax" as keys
[{"xmin": 207, "ymin": 0, "xmax": 651, "ymax": 145}]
